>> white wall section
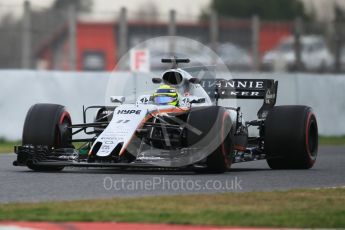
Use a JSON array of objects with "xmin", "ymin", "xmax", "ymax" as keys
[{"xmin": 0, "ymin": 70, "xmax": 343, "ymax": 140}]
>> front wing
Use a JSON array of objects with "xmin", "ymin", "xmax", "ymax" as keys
[
  {"xmin": 13, "ymin": 144, "xmax": 266, "ymax": 170},
  {"xmin": 13, "ymin": 145, "xmax": 207, "ymax": 170}
]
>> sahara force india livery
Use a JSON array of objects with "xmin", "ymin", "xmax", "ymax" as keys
[{"xmin": 14, "ymin": 58, "xmax": 318, "ymax": 173}]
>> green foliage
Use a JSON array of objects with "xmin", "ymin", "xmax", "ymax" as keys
[
  {"xmin": 52, "ymin": 0, "xmax": 93, "ymax": 12},
  {"xmin": 0, "ymin": 140, "xmax": 19, "ymax": 153},
  {"xmin": 334, "ymin": 3, "xmax": 345, "ymax": 22},
  {"xmin": 211, "ymin": 0, "xmax": 308, "ymax": 20},
  {"xmin": 319, "ymin": 136, "xmax": 345, "ymax": 145}
]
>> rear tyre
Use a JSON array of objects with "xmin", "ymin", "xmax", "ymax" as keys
[
  {"xmin": 186, "ymin": 106, "xmax": 234, "ymax": 173},
  {"xmin": 265, "ymin": 106, "xmax": 318, "ymax": 169},
  {"xmin": 22, "ymin": 103, "xmax": 72, "ymax": 171}
]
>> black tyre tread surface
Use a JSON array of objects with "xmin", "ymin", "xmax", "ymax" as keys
[
  {"xmin": 187, "ymin": 106, "xmax": 233, "ymax": 173},
  {"xmin": 265, "ymin": 105, "xmax": 318, "ymax": 169},
  {"xmin": 22, "ymin": 103, "xmax": 71, "ymax": 171},
  {"xmin": 23, "ymin": 103, "xmax": 66, "ymax": 147}
]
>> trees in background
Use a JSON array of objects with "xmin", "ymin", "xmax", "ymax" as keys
[
  {"xmin": 334, "ymin": 3, "xmax": 345, "ymax": 22},
  {"xmin": 334, "ymin": 3, "xmax": 345, "ymax": 72},
  {"xmin": 52, "ymin": 0, "xmax": 93, "ymax": 12},
  {"xmin": 0, "ymin": 0, "xmax": 93, "ymax": 69},
  {"xmin": 135, "ymin": 1, "xmax": 159, "ymax": 21},
  {"xmin": 209, "ymin": 0, "xmax": 308, "ymax": 20}
]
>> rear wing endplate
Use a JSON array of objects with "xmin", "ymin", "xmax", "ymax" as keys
[{"xmin": 200, "ymin": 79, "xmax": 278, "ymax": 119}]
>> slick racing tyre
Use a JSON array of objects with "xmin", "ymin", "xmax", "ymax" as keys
[
  {"xmin": 186, "ymin": 106, "xmax": 234, "ymax": 173},
  {"xmin": 265, "ymin": 106, "xmax": 318, "ymax": 169},
  {"xmin": 22, "ymin": 103, "xmax": 72, "ymax": 171}
]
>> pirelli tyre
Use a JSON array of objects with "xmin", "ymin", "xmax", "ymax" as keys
[
  {"xmin": 186, "ymin": 106, "xmax": 234, "ymax": 173},
  {"xmin": 22, "ymin": 103, "xmax": 72, "ymax": 171},
  {"xmin": 264, "ymin": 105, "xmax": 318, "ymax": 169}
]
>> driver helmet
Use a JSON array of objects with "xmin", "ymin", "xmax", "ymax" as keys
[{"xmin": 153, "ymin": 85, "xmax": 179, "ymax": 106}]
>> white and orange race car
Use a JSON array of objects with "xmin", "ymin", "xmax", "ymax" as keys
[{"xmin": 14, "ymin": 58, "xmax": 318, "ymax": 173}]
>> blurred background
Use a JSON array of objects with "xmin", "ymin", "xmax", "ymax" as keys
[
  {"xmin": 1, "ymin": 0, "xmax": 345, "ymax": 73},
  {"xmin": 1, "ymin": 0, "xmax": 345, "ymax": 140}
]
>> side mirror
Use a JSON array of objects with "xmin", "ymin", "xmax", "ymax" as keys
[
  {"xmin": 136, "ymin": 95, "xmax": 152, "ymax": 104},
  {"xmin": 110, "ymin": 96, "xmax": 125, "ymax": 104},
  {"xmin": 190, "ymin": 97, "xmax": 206, "ymax": 104},
  {"xmin": 189, "ymin": 78, "xmax": 201, "ymax": 84},
  {"xmin": 152, "ymin": 78, "xmax": 162, "ymax": 84},
  {"xmin": 181, "ymin": 96, "xmax": 206, "ymax": 105}
]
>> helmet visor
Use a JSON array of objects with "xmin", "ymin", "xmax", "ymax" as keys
[{"xmin": 154, "ymin": 96, "xmax": 176, "ymax": 105}]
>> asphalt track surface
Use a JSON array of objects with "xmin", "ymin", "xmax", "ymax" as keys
[{"xmin": 0, "ymin": 146, "xmax": 344, "ymax": 203}]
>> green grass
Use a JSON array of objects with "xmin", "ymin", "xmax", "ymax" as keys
[
  {"xmin": 0, "ymin": 140, "xmax": 85, "ymax": 154},
  {"xmin": 0, "ymin": 188, "xmax": 344, "ymax": 228},
  {"xmin": 319, "ymin": 136, "xmax": 345, "ymax": 145},
  {"xmin": 0, "ymin": 138, "xmax": 20, "ymax": 154}
]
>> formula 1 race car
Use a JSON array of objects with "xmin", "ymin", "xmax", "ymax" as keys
[{"xmin": 13, "ymin": 58, "xmax": 318, "ymax": 173}]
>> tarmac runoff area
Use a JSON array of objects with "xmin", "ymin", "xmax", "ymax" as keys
[{"xmin": 0, "ymin": 146, "xmax": 344, "ymax": 203}]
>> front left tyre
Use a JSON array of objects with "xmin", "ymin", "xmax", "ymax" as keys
[
  {"xmin": 186, "ymin": 106, "xmax": 234, "ymax": 173},
  {"xmin": 22, "ymin": 103, "xmax": 72, "ymax": 171}
]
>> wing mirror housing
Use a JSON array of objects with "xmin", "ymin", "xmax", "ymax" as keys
[
  {"xmin": 152, "ymin": 78, "xmax": 162, "ymax": 84},
  {"xmin": 190, "ymin": 97, "xmax": 206, "ymax": 104},
  {"xmin": 186, "ymin": 96, "xmax": 206, "ymax": 104},
  {"xmin": 189, "ymin": 78, "xmax": 201, "ymax": 84},
  {"xmin": 110, "ymin": 96, "xmax": 125, "ymax": 104},
  {"xmin": 136, "ymin": 95, "xmax": 152, "ymax": 104}
]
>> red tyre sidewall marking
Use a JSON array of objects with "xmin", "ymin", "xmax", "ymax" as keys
[
  {"xmin": 56, "ymin": 111, "xmax": 71, "ymax": 146},
  {"xmin": 59, "ymin": 111, "xmax": 71, "ymax": 125},
  {"xmin": 305, "ymin": 112, "xmax": 315, "ymax": 165},
  {"xmin": 221, "ymin": 111, "xmax": 231, "ymax": 168}
]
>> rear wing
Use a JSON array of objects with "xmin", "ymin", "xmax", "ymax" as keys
[{"xmin": 200, "ymin": 79, "xmax": 278, "ymax": 119}]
